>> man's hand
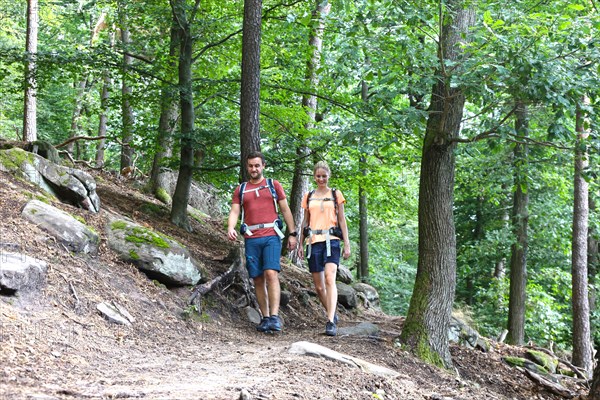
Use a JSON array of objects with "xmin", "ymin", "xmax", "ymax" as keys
[{"xmin": 227, "ymin": 228, "xmax": 238, "ymax": 241}]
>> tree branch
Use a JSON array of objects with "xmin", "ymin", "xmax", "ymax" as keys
[{"xmin": 55, "ymin": 135, "xmax": 108, "ymax": 149}]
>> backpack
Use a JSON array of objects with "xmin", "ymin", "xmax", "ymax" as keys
[
  {"xmin": 302, "ymin": 188, "xmax": 342, "ymax": 238},
  {"xmin": 238, "ymin": 178, "xmax": 283, "ymax": 237}
]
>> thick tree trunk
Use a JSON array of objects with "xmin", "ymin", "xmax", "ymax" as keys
[
  {"xmin": 239, "ymin": 0, "xmax": 262, "ymax": 182},
  {"xmin": 571, "ymin": 98, "xmax": 592, "ymax": 376},
  {"xmin": 150, "ymin": 21, "xmax": 179, "ymax": 198},
  {"xmin": 170, "ymin": 0, "xmax": 196, "ymax": 232},
  {"xmin": 506, "ymin": 101, "xmax": 529, "ymax": 346},
  {"xmin": 23, "ymin": 0, "xmax": 38, "ymax": 142},
  {"xmin": 400, "ymin": 0, "xmax": 475, "ymax": 369}
]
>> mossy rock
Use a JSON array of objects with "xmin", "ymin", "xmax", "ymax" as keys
[
  {"xmin": 106, "ymin": 218, "xmax": 202, "ymax": 286},
  {"xmin": 0, "ymin": 147, "xmax": 35, "ymax": 172},
  {"xmin": 503, "ymin": 356, "xmax": 549, "ymax": 374},
  {"xmin": 526, "ymin": 350, "xmax": 558, "ymax": 374}
]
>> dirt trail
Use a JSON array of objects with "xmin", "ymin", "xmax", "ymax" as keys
[{"xmin": 0, "ymin": 171, "xmax": 584, "ymax": 400}]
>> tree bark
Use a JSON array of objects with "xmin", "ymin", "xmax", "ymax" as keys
[
  {"xmin": 170, "ymin": 0, "xmax": 198, "ymax": 232},
  {"xmin": 591, "ymin": 352, "xmax": 600, "ymax": 400},
  {"xmin": 571, "ymin": 97, "xmax": 592, "ymax": 377},
  {"xmin": 95, "ymin": 16, "xmax": 112, "ymax": 168},
  {"xmin": 506, "ymin": 100, "xmax": 529, "ymax": 346},
  {"xmin": 23, "ymin": 0, "xmax": 38, "ymax": 142},
  {"xmin": 358, "ymin": 154, "xmax": 369, "ymax": 281},
  {"xmin": 119, "ymin": 8, "xmax": 135, "ymax": 171},
  {"xmin": 150, "ymin": 20, "xmax": 179, "ymax": 198},
  {"xmin": 399, "ymin": 0, "xmax": 475, "ymax": 369},
  {"xmin": 359, "ymin": 79, "xmax": 369, "ymax": 282},
  {"xmin": 590, "ymin": 197, "xmax": 598, "ymax": 341},
  {"xmin": 67, "ymin": 79, "xmax": 88, "ymax": 157},
  {"xmin": 288, "ymin": 0, "xmax": 331, "ymax": 258},
  {"xmin": 239, "ymin": 0, "xmax": 263, "ymax": 182},
  {"xmin": 96, "ymin": 69, "xmax": 111, "ymax": 168}
]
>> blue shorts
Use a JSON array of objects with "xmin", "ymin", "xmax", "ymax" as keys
[
  {"xmin": 307, "ymin": 240, "xmax": 340, "ymax": 273},
  {"xmin": 245, "ymin": 236, "xmax": 282, "ymax": 279}
]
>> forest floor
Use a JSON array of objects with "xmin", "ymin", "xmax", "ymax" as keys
[{"xmin": 0, "ymin": 169, "xmax": 592, "ymax": 400}]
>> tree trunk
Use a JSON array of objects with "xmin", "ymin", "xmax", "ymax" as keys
[
  {"xmin": 23, "ymin": 0, "xmax": 38, "ymax": 142},
  {"xmin": 96, "ymin": 69, "xmax": 111, "ymax": 168},
  {"xmin": 150, "ymin": 21, "xmax": 179, "ymax": 198},
  {"xmin": 494, "ymin": 204, "xmax": 510, "ymax": 279},
  {"xmin": 399, "ymin": 0, "xmax": 475, "ymax": 369},
  {"xmin": 358, "ymin": 156, "xmax": 368, "ymax": 281},
  {"xmin": 288, "ymin": 0, "xmax": 330, "ymax": 257},
  {"xmin": 67, "ymin": 79, "xmax": 88, "ymax": 156},
  {"xmin": 506, "ymin": 100, "xmax": 529, "ymax": 346},
  {"xmin": 239, "ymin": 0, "xmax": 263, "ymax": 182},
  {"xmin": 590, "ymin": 197, "xmax": 598, "ymax": 341},
  {"xmin": 119, "ymin": 10, "xmax": 135, "ymax": 171},
  {"xmin": 591, "ymin": 349, "xmax": 600, "ymax": 400},
  {"xmin": 169, "ymin": 0, "xmax": 197, "ymax": 232},
  {"xmin": 571, "ymin": 97, "xmax": 592, "ymax": 376},
  {"xmin": 359, "ymin": 79, "xmax": 369, "ymax": 282}
]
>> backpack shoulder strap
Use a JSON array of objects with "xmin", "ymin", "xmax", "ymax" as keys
[
  {"xmin": 332, "ymin": 188, "xmax": 339, "ymax": 219},
  {"xmin": 239, "ymin": 182, "xmax": 248, "ymax": 205},
  {"xmin": 239, "ymin": 182, "xmax": 248, "ymax": 224},
  {"xmin": 266, "ymin": 178, "xmax": 279, "ymax": 213}
]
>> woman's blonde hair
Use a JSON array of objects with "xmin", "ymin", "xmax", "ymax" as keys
[{"xmin": 313, "ymin": 161, "xmax": 330, "ymax": 175}]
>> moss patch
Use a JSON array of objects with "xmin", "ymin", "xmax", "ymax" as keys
[
  {"xmin": 0, "ymin": 148, "xmax": 34, "ymax": 171},
  {"xmin": 111, "ymin": 220, "xmax": 128, "ymax": 230},
  {"xmin": 129, "ymin": 249, "xmax": 140, "ymax": 260},
  {"xmin": 155, "ymin": 188, "xmax": 172, "ymax": 204},
  {"xmin": 125, "ymin": 226, "xmax": 170, "ymax": 249},
  {"xmin": 140, "ymin": 202, "xmax": 166, "ymax": 217}
]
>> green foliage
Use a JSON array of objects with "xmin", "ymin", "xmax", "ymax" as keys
[{"xmin": 1, "ymin": 0, "xmax": 599, "ymax": 357}]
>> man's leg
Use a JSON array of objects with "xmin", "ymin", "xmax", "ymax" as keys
[
  {"xmin": 264, "ymin": 269, "xmax": 280, "ymax": 316},
  {"xmin": 253, "ymin": 274, "xmax": 269, "ymax": 317}
]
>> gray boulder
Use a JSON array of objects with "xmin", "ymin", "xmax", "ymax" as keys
[
  {"xmin": 0, "ymin": 147, "xmax": 100, "ymax": 213},
  {"xmin": 448, "ymin": 315, "xmax": 489, "ymax": 352},
  {"xmin": 338, "ymin": 322, "xmax": 380, "ymax": 337},
  {"xmin": 336, "ymin": 282, "xmax": 358, "ymax": 309},
  {"xmin": 336, "ymin": 264, "xmax": 353, "ymax": 284},
  {"xmin": 0, "ymin": 252, "xmax": 47, "ymax": 293},
  {"xmin": 159, "ymin": 171, "xmax": 223, "ymax": 218},
  {"xmin": 106, "ymin": 218, "xmax": 202, "ymax": 286},
  {"xmin": 353, "ymin": 282, "xmax": 380, "ymax": 308},
  {"xmin": 21, "ymin": 200, "xmax": 99, "ymax": 254}
]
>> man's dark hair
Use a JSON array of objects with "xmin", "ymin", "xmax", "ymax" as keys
[{"xmin": 246, "ymin": 151, "xmax": 265, "ymax": 164}]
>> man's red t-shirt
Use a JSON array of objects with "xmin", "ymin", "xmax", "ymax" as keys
[{"xmin": 232, "ymin": 178, "xmax": 285, "ymax": 238}]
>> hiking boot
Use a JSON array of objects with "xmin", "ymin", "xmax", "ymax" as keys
[
  {"xmin": 257, "ymin": 317, "xmax": 271, "ymax": 333},
  {"xmin": 325, "ymin": 321, "xmax": 337, "ymax": 336},
  {"xmin": 333, "ymin": 313, "xmax": 339, "ymax": 325},
  {"xmin": 268, "ymin": 315, "xmax": 282, "ymax": 332}
]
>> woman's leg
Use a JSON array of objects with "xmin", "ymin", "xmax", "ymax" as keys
[{"xmin": 324, "ymin": 262, "xmax": 338, "ymax": 322}]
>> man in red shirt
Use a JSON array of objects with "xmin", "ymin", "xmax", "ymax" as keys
[{"xmin": 227, "ymin": 151, "xmax": 298, "ymax": 333}]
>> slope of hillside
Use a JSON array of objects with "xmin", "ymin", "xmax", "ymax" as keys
[{"xmin": 0, "ymin": 169, "xmax": 587, "ymax": 400}]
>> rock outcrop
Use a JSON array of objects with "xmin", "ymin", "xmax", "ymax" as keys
[{"xmin": 106, "ymin": 218, "xmax": 203, "ymax": 286}]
